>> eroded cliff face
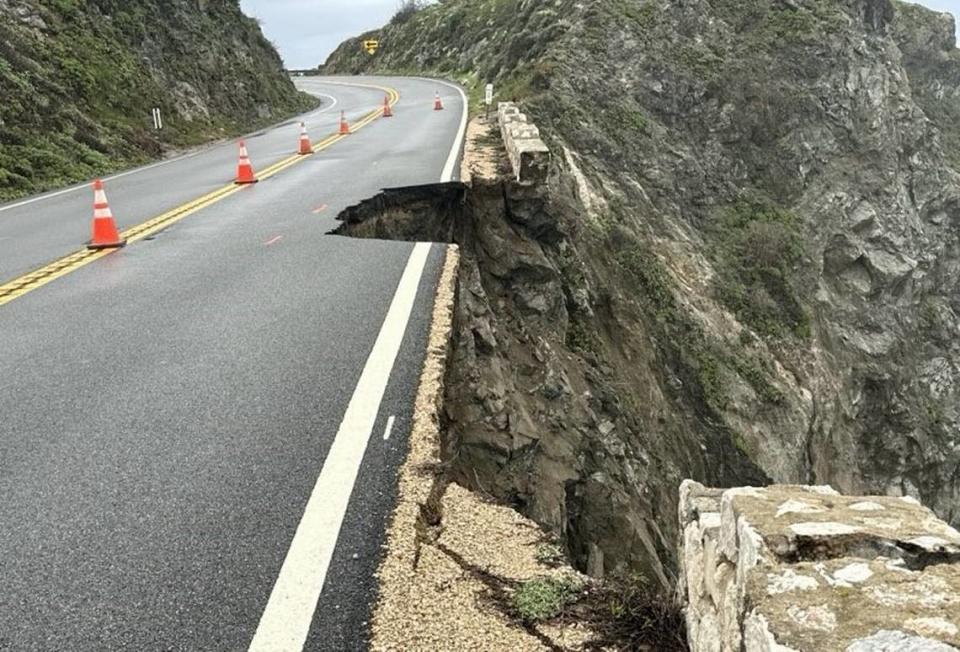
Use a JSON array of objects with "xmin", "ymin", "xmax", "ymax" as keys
[
  {"xmin": 326, "ymin": 0, "xmax": 960, "ymax": 587},
  {"xmin": 0, "ymin": 0, "xmax": 315, "ymax": 199}
]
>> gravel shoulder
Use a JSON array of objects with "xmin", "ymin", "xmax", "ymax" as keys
[{"xmin": 370, "ymin": 244, "xmax": 597, "ymax": 651}]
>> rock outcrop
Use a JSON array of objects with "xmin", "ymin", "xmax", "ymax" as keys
[
  {"xmin": 324, "ymin": 0, "xmax": 960, "ymax": 589},
  {"xmin": 0, "ymin": 0, "xmax": 315, "ymax": 200},
  {"xmin": 679, "ymin": 481, "xmax": 960, "ymax": 651}
]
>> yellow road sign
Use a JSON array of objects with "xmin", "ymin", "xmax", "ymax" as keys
[{"xmin": 363, "ymin": 39, "xmax": 379, "ymax": 55}]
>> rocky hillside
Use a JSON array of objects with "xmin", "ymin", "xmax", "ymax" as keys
[
  {"xmin": 325, "ymin": 0, "xmax": 960, "ymax": 589},
  {"xmin": 0, "ymin": 0, "xmax": 315, "ymax": 200}
]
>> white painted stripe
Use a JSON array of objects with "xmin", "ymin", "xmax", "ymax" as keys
[
  {"xmin": 429, "ymin": 78, "xmax": 469, "ymax": 183},
  {"xmin": 305, "ymin": 93, "xmax": 338, "ymax": 117},
  {"xmin": 299, "ymin": 76, "xmax": 467, "ymax": 183},
  {"xmin": 248, "ymin": 242, "xmax": 432, "ymax": 652},
  {"xmin": 383, "ymin": 415, "xmax": 397, "ymax": 441},
  {"xmin": 0, "ymin": 152, "xmax": 203, "ymax": 214},
  {"xmin": 0, "ymin": 92, "xmax": 339, "ymax": 216}
]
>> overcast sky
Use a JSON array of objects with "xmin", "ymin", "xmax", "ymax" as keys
[
  {"xmin": 240, "ymin": 0, "xmax": 397, "ymax": 69},
  {"xmin": 240, "ymin": 0, "xmax": 960, "ymax": 70}
]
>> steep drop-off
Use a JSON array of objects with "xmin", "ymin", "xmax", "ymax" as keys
[
  {"xmin": 325, "ymin": 0, "xmax": 960, "ymax": 589},
  {"xmin": 0, "ymin": 0, "xmax": 316, "ymax": 200}
]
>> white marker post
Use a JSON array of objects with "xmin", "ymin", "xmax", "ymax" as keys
[
  {"xmin": 485, "ymin": 83, "xmax": 494, "ymax": 119},
  {"xmin": 152, "ymin": 108, "xmax": 163, "ymax": 130}
]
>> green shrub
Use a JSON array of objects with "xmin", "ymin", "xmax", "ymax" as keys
[
  {"xmin": 566, "ymin": 315, "xmax": 602, "ymax": 357},
  {"xmin": 614, "ymin": 244, "xmax": 731, "ymax": 409},
  {"xmin": 712, "ymin": 198, "xmax": 810, "ymax": 339},
  {"xmin": 391, "ymin": 0, "xmax": 426, "ymax": 25},
  {"xmin": 512, "ymin": 575, "xmax": 583, "ymax": 622}
]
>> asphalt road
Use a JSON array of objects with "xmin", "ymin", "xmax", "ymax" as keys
[{"xmin": 0, "ymin": 76, "xmax": 466, "ymax": 651}]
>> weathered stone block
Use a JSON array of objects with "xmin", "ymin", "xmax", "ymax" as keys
[
  {"xmin": 511, "ymin": 124, "xmax": 541, "ymax": 140},
  {"xmin": 497, "ymin": 101, "xmax": 550, "ymax": 184},
  {"xmin": 680, "ymin": 483, "xmax": 960, "ymax": 651},
  {"xmin": 512, "ymin": 138, "xmax": 550, "ymax": 184},
  {"xmin": 497, "ymin": 102, "xmax": 520, "ymax": 121}
]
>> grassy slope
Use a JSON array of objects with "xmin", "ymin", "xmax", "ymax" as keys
[
  {"xmin": 320, "ymin": 0, "xmax": 572, "ymax": 113},
  {"xmin": 0, "ymin": 0, "xmax": 317, "ymax": 201}
]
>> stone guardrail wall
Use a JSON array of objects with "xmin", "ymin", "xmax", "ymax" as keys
[
  {"xmin": 497, "ymin": 102, "xmax": 550, "ymax": 184},
  {"xmin": 679, "ymin": 481, "xmax": 960, "ymax": 652}
]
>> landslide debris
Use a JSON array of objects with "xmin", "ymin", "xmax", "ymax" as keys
[
  {"xmin": 0, "ymin": 0, "xmax": 316, "ymax": 200},
  {"xmin": 366, "ymin": 236, "xmax": 685, "ymax": 651},
  {"xmin": 326, "ymin": 0, "xmax": 960, "ymax": 596}
]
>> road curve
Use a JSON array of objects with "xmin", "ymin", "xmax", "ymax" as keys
[{"xmin": 0, "ymin": 76, "xmax": 466, "ymax": 651}]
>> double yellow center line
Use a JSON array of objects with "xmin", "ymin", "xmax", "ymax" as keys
[{"xmin": 0, "ymin": 85, "xmax": 401, "ymax": 308}]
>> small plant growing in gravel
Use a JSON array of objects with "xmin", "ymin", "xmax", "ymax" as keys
[
  {"xmin": 534, "ymin": 543, "xmax": 566, "ymax": 568},
  {"xmin": 512, "ymin": 575, "xmax": 583, "ymax": 622}
]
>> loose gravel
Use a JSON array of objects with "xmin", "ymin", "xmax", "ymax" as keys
[{"xmin": 370, "ymin": 246, "xmax": 599, "ymax": 651}]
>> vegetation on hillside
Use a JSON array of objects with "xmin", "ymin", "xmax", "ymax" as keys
[
  {"xmin": 0, "ymin": 0, "xmax": 316, "ymax": 201},
  {"xmin": 325, "ymin": 0, "xmax": 960, "ymax": 610},
  {"xmin": 711, "ymin": 198, "xmax": 810, "ymax": 339}
]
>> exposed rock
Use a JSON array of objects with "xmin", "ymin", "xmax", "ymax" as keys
[
  {"xmin": 680, "ymin": 481, "xmax": 960, "ymax": 652},
  {"xmin": 325, "ymin": 0, "xmax": 960, "ymax": 595}
]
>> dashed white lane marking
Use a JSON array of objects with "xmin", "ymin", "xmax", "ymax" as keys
[
  {"xmin": 383, "ymin": 415, "xmax": 397, "ymax": 441},
  {"xmin": 248, "ymin": 242, "xmax": 432, "ymax": 652}
]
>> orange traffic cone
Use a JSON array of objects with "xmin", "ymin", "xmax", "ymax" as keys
[
  {"xmin": 339, "ymin": 111, "xmax": 351, "ymax": 135},
  {"xmin": 235, "ymin": 140, "xmax": 258, "ymax": 185},
  {"xmin": 434, "ymin": 92, "xmax": 444, "ymax": 111},
  {"xmin": 88, "ymin": 179, "xmax": 125, "ymax": 250},
  {"xmin": 298, "ymin": 122, "xmax": 312, "ymax": 155},
  {"xmin": 383, "ymin": 96, "xmax": 393, "ymax": 118}
]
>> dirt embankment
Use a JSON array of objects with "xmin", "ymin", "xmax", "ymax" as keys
[
  {"xmin": 334, "ymin": 116, "xmax": 719, "ymax": 591},
  {"xmin": 335, "ymin": 118, "xmax": 687, "ymax": 651}
]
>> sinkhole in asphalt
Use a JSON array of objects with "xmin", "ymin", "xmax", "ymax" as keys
[{"xmin": 329, "ymin": 182, "xmax": 468, "ymax": 244}]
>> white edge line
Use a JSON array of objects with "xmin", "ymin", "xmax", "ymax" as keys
[
  {"xmin": 0, "ymin": 90, "xmax": 341, "ymax": 216},
  {"xmin": 248, "ymin": 242, "xmax": 432, "ymax": 652},
  {"xmin": 296, "ymin": 75, "xmax": 468, "ymax": 183},
  {"xmin": 0, "ymin": 150, "xmax": 204, "ymax": 214},
  {"xmin": 305, "ymin": 93, "xmax": 339, "ymax": 117},
  {"xmin": 429, "ymin": 78, "xmax": 469, "ymax": 183},
  {"xmin": 383, "ymin": 415, "xmax": 397, "ymax": 441}
]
